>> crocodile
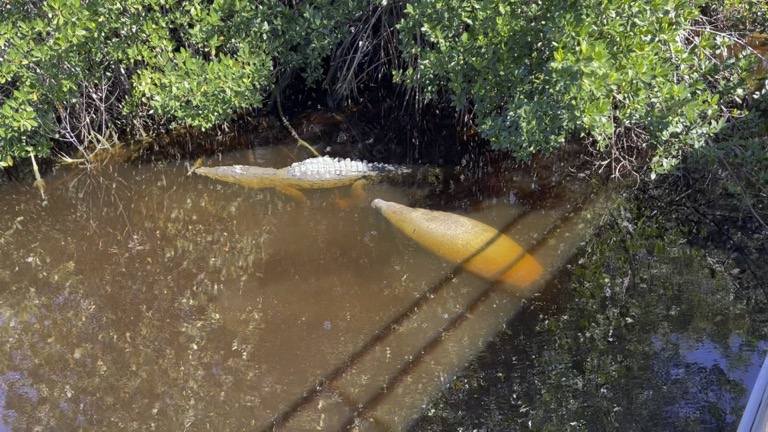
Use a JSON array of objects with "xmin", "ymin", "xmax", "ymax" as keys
[{"xmin": 194, "ymin": 156, "xmax": 414, "ymax": 203}]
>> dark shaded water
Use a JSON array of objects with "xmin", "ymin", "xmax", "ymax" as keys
[
  {"xmin": 0, "ymin": 139, "xmax": 765, "ymax": 430},
  {"xmin": 414, "ymin": 190, "xmax": 768, "ymax": 431}
]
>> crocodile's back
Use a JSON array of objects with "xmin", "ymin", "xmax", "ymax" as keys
[
  {"xmin": 195, "ymin": 156, "xmax": 411, "ymax": 191},
  {"xmin": 285, "ymin": 156, "xmax": 410, "ymax": 183}
]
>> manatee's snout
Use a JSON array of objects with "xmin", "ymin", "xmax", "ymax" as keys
[
  {"xmin": 371, "ymin": 198, "xmax": 385, "ymax": 209},
  {"xmin": 371, "ymin": 198, "xmax": 404, "ymax": 215}
]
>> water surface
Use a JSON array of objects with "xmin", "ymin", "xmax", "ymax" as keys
[{"xmin": 0, "ymin": 145, "xmax": 586, "ymax": 430}]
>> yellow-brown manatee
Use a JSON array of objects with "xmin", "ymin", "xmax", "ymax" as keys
[{"xmin": 371, "ymin": 199, "xmax": 544, "ymax": 293}]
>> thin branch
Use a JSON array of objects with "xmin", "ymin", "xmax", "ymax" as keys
[
  {"xmin": 30, "ymin": 153, "xmax": 47, "ymax": 204},
  {"xmin": 275, "ymin": 94, "xmax": 321, "ymax": 158},
  {"xmin": 689, "ymin": 26, "xmax": 766, "ymax": 59}
]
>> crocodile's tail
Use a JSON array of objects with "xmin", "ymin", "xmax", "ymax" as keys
[{"xmin": 371, "ymin": 199, "xmax": 543, "ymax": 293}]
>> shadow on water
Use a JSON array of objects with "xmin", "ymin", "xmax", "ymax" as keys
[
  {"xmin": 1, "ymin": 128, "xmax": 765, "ymax": 430},
  {"xmin": 413, "ymin": 187, "xmax": 768, "ymax": 431},
  {"xmin": 0, "ymin": 137, "xmax": 600, "ymax": 430}
]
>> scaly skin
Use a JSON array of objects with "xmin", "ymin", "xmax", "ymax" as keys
[{"xmin": 194, "ymin": 156, "xmax": 411, "ymax": 202}]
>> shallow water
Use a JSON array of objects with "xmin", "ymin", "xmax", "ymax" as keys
[
  {"xmin": 3, "ymin": 140, "xmax": 763, "ymax": 431},
  {"xmin": 0, "ymin": 144, "xmax": 593, "ymax": 430}
]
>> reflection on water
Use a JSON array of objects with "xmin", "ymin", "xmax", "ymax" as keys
[
  {"xmin": 0, "ymin": 145, "xmax": 595, "ymax": 430},
  {"xmin": 4, "ymin": 141, "xmax": 763, "ymax": 430}
]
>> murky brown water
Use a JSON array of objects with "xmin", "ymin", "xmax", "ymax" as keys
[{"xmin": 0, "ymin": 145, "xmax": 597, "ymax": 430}]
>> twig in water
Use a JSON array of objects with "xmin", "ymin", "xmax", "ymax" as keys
[{"xmin": 276, "ymin": 96, "xmax": 321, "ymax": 158}]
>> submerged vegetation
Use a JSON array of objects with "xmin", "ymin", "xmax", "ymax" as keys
[{"xmin": 0, "ymin": 0, "xmax": 766, "ymax": 177}]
